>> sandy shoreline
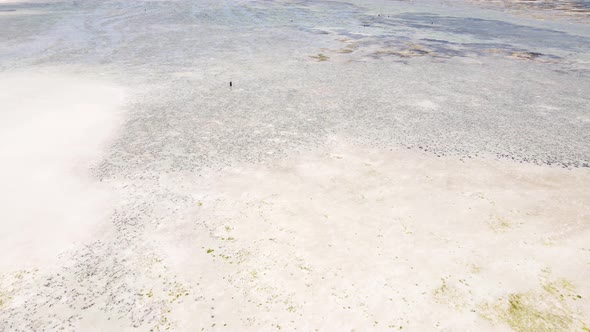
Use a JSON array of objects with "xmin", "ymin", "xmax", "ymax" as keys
[
  {"xmin": 1, "ymin": 0, "xmax": 589, "ymax": 330},
  {"xmin": 149, "ymin": 138, "xmax": 590, "ymax": 330},
  {"xmin": 3, "ymin": 131, "xmax": 588, "ymax": 330},
  {"xmin": 0, "ymin": 71, "xmax": 125, "ymax": 271}
]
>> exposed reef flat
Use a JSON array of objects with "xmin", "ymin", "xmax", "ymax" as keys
[
  {"xmin": 0, "ymin": 0, "xmax": 589, "ymax": 330},
  {"xmin": 466, "ymin": 0, "xmax": 590, "ymax": 22}
]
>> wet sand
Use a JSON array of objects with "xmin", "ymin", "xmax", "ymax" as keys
[{"xmin": 0, "ymin": 0, "xmax": 589, "ymax": 330}]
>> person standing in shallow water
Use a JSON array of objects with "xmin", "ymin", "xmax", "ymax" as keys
[{"xmin": 229, "ymin": 81, "xmax": 232, "ymax": 88}]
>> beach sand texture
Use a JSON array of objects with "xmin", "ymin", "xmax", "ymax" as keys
[{"xmin": 0, "ymin": 0, "xmax": 589, "ymax": 330}]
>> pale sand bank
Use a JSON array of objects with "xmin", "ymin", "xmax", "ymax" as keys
[
  {"xmin": 0, "ymin": 71, "xmax": 125, "ymax": 271},
  {"xmin": 0, "ymin": 0, "xmax": 589, "ymax": 329},
  {"xmin": 143, "ymin": 137, "xmax": 590, "ymax": 331}
]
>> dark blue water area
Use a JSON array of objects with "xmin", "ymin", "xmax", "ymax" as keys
[
  {"xmin": 570, "ymin": 0, "xmax": 590, "ymax": 9},
  {"xmin": 368, "ymin": 12, "xmax": 590, "ymax": 52},
  {"xmin": 533, "ymin": 0, "xmax": 590, "ymax": 11}
]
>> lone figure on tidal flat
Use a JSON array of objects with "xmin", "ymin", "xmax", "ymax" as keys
[{"xmin": 230, "ymin": 81, "xmax": 232, "ymax": 88}]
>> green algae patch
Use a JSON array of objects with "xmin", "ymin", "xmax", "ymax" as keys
[
  {"xmin": 479, "ymin": 278, "xmax": 587, "ymax": 331},
  {"xmin": 373, "ymin": 44, "xmax": 437, "ymax": 59},
  {"xmin": 309, "ymin": 53, "xmax": 329, "ymax": 62},
  {"xmin": 402, "ymin": 224, "xmax": 413, "ymax": 235},
  {"xmin": 469, "ymin": 264, "xmax": 482, "ymax": 274},
  {"xmin": 434, "ymin": 278, "xmax": 449, "ymax": 296},
  {"xmin": 506, "ymin": 293, "xmax": 571, "ymax": 331},
  {"xmin": 297, "ymin": 264, "xmax": 311, "ymax": 272},
  {"xmin": 543, "ymin": 279, "xmax": 575, "ymax": 296},
  {"xmin": 168, "ymin": 284, "xmax": 189, "ymax": 303},
  {"xmin": 335, "ymin": 42, "xmax": 358, "ymax": 54},
  {"xmin": 337, "ymin": 48, "xmax": 354, "ymax": 53},
  {"xmin": 488, "ymin": 215, "xmax": 519, "ymax": 233},
  {"xmin": 511, "ymin": 51, "xmax": 544, "ymax": 61},
  {"xmin": 433, "ymin": 279, "xmax": 468, "ymax": 310},
  {"xmin": 0, "ymin": 290, "xmax": 11, "ymax": 309}
]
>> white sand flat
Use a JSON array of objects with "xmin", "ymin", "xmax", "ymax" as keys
[
  {"xmin": 0, "ymin": 71, "xmax": 125, "ymax": 271},
  {"xmin": 0, "ymin": 0, "xmax": 589, "ymax": 330}
]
